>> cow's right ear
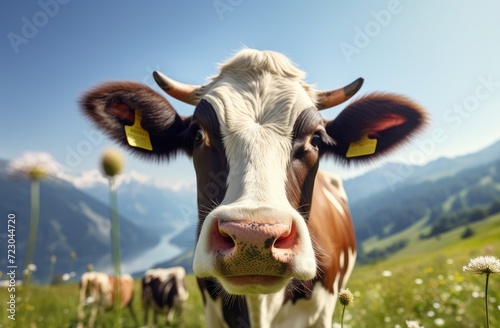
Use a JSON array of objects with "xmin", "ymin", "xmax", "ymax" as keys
[{"xmin": 80, "ymin": 82, "xmax": 193, "ymax": 160}]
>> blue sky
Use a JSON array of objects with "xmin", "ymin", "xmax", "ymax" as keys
[{"xmin": 2, "ymin": 0, "xmax": 500, "ymax": 187}]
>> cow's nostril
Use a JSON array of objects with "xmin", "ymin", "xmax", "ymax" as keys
[
  {"xmin": 273, "ymin": 223, "xmax": 297, "ymax": 249},
  {"xmin": 220, "ymin": 230, "xmax": 235, "ymax": 245},
  {"xmin": 211, "ymin": 220, "xmax": 236, "ymax": 252}
]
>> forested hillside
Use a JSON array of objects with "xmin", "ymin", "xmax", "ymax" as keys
[{"xmin": 354, "ymin": 159, "xmax": 500, "ymax": 263}]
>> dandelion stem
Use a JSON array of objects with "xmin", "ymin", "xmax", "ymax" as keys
[
  {"xmin": 109, "ymin": 177, "xmax": 122, "ymax": 328},
  {"xmin": 20, "ymin": 178, "xmax": 40, "ymax": 327},
  {"xmin": 25, "ymin": 179, "xmax": 40, "ymax": 273},
  {"xmin": 485, "ymin": 273, "xmax": 490, "ymax": 328},
  {"xmin": 341, "ymin": 305, "xmax": 346, "ymax": 328}
]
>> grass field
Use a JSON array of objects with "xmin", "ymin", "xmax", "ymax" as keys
[{"xmin": 1, "ymin": 214, "xmax": 499, "ymax": 327}]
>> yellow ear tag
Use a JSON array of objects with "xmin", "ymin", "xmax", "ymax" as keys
[
  {"xmin": 124, "ymin": 109, "xmax": 153, "ymax": 151},
  {"xmin": 346, "ymin": 135, "xmax": 377, "ymax": 158}
]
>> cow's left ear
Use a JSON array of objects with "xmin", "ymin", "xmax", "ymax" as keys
[{"xmin": 323, "ymin": 93, "xmax": 428, "ymax": 162}]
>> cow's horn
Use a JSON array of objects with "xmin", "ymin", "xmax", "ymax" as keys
[
  {"xmin": 316, "ymin": 77, "xmax": 364, "ymax": 110},
  {"xmin": 153, "ymin": 71, "xmax": 200, "ymax": 105}
]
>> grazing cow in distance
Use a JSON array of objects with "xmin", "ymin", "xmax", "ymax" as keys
[
  {"xmin": 80, "ymin": 49, "xmax": 428, "ymax": 327},
  {"xmin": 77, "ymin": 272, "xmax": 137, "ymax": 328},
  {"xmin": 142, "ymin": 267, "xmax": 189, "ymax": 326}
]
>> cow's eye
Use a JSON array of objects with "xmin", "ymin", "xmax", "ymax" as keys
[
  {"xmin": 194, "ymin": 129, "xmax": 205, "ymax": 143},
  {"xmin": 310, "ymin": 134, "xmax": 322, "ymax": 148}
]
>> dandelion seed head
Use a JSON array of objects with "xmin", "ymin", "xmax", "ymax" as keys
[
  {"xmin": 101, "ymin": 148, "xmax": 125, "ymax": 177},
  {"xmin": 463, "ymin": 256, "xmax": 500, "ymax": 275},
  {"xmin": 7, "ymin": 152, "xmax": 60, "ymax": 180},
  {"xmin": 434, "ymin": 318, "xmax": 445, "ymax": 326},
  {"xmin": 382, "ymin": 270, "xmax": 392, "ymax": 277},
  {"xmin": 338, "ymin": 288, "xmax": 354, "ymax": 306}
]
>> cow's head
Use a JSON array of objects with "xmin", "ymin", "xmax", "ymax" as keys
[{"xmin": 81, "ymin": 49, "xmax": 427, "ymax": 295}]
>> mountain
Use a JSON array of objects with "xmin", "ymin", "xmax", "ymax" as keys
[
  {"xmin": 59, "ymin": 168, "xmax": 199, "ymax": 274},
  {"xmin": 343, "ymin": 140, "xmax": 500, "ymax": 204},
  {"xmin": 0, "ymin": 159, "xmax": 161, "ymax": 282},
  {"xmin": 64, "ymin": 169, "xmax": 198, "ymax": 236},
  {"xmin": 82, "ymin": 180, "xmax": 197, "ymax": 235},
  {"xmin": 351, "ymin": 158, "xmax": 500, "ymax": 242}
]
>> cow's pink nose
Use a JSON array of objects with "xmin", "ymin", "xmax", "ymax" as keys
[{"xmin": 210, "ymin": 219, "xmax": 298, "ymax": 264}]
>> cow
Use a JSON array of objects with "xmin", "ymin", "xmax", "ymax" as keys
[
  {"xmin": 77, "ymin": 272, "xmax": 137, "ymax": 328},
  {"xmin": 80, "ymin": 49, "xmax": 427, "ymax": 327},
  {"xmin": 142, "ymin": 267, "xmax": 189, "ymax": 326}
]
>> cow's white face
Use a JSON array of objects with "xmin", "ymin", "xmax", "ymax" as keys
[{"xmin": 192, "ymin": 57, "xmax": 322, "ymax": 293}]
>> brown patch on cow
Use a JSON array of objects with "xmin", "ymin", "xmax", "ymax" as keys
[
  {"xmin": 309, "ymin": 172, "xmax": 356, "ymax": 293},
  {"xmin": 191, "ymin": 100, "xmax": 228, "ymax": 236},
  {"xmin": 286, "ymin": 107, "xmax": 328, "ymax": 213}
]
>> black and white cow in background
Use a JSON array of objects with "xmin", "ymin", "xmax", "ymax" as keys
[{"xmin": 142, "ymin": 267, "xmax": 189, "ymax": 326}]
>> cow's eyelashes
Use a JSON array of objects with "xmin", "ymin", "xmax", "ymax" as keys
[{"xmin": 193, "ymin": 129, "xmax": 205, "ymax": 143}]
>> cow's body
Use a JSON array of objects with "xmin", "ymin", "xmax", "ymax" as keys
[
  {"xmin": 142, "ymin": 267, "xmax": 189, "ymax": 326},
  {"xmin": 77, "ymin": 272, "xmax": 137, "ymax": 328},
  {"xmin": 81, "ymin": 49, "xmax": 427, "ymax": 327}
]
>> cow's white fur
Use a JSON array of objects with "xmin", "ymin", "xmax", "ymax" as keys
[
  {"xmin": 192, "ymin": 49, "xmax": 356, "ymax": 327},
  {"xmin": 322, "ymin": 186, "xmax": 346, "ymax": 219},
  {"xmin": 193, "ymin": 50, "xmax": 319, "ymax": 287}
]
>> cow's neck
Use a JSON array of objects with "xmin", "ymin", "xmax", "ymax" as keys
[{"xmin": 246, "ymin": 292, "xmax": 284, "ymax": 328}]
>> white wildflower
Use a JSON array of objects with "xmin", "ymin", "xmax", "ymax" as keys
[
  {"xmin": 434, "ymin": 318, "xmax": 445, "ymax": 326},
  {"xmin": 27, "ymin": 263, "xmax": 37, "ymax": 272},
  {"xmin": 338, "ymin": 289, "xmax": 354, "ymax": 306},
  {"xmin": 406, "ymin": 320, "xmax": 424, "ymax": 328},
  {"xmin": 463, "ymin": 256, "xmax": 500, "ymax": 275},
  {"xmin": 7, "ymin": 152, "xmax": 60, "ymax": 180}
]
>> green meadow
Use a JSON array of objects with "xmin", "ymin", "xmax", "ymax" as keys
[{"xmin": 1, "ymin": 213, "xmax": 499, "ymax": 328}]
